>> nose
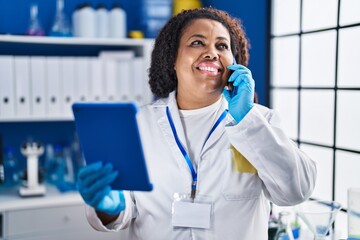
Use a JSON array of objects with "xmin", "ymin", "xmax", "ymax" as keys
[{"xmin": 203, "ymin": 46, "xmax": 219, "ymax": 60}]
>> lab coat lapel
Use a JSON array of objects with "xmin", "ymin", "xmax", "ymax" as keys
[
  {"xmin": 200, "ymin": 117, "xmax": 226, "ymax": 155},
  {"xmin": 200, "ymin": 99, "xmax": 230, "ymax": 154},
  {"xmin": 157, "ymin": 92, "xmax": 193, "ymax": 185}
]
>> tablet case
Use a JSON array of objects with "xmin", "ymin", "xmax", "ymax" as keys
[{"xmin": 72, "ymin": 102, "xmax": 153, "ymax": 191}]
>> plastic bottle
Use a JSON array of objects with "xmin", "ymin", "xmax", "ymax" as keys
[
  {"xmin": 109, "ymin": 3, "xmax": 126, "ymax": 38},
  {"xmin": 26, "ymin": 4, "xmax": 45, "ymax": 36},
  {"xmin": 44, "ymin": 144, "xmax": 65, "ymax": 185},
  {"xmin": 141, "ymin": 0, "xmax": 172, "ymax": 38},
  {"xmin": 95, "ymin": 4, "xmax": 109, "ymax": 38},
  {"xmin": 2, "ymin": 147, "xmax": 20, "ymax": 187},
  {"xmin": 72, "ymin": 3, "xmax": 96, "ymax": 38},
  {"xmin": 44, "ymin": 144, "xmax": 55, "ymax": 183},
  {"xmin": 274, "ymin": 211, "xmax": 295, "ymax": 240},
  {"xmin": 71, "ymin": 133, "xmax": 86, "ymax": 179},
  {"xmin": 49, "ymin": 0, "xmax": 72, "ymax": 37}
]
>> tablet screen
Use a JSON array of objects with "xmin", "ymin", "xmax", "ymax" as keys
[{"xmin": 72, "ymin": 102, "xmax": 153, "ymax": 191}]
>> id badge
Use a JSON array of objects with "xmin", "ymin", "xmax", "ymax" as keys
[{"xmin": 171, "ymin": 193, "xmax": 213, "ymax": 229}]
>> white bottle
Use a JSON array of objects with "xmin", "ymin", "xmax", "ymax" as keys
[
  {"xmin": 109, "ymin": 3, "xmax": 126, "ymax": 38},
  {"xmin": 95, "ymin": 4, "xmax": 109, "ymax": 38},
  {"xmin": 72, "ymin": 3, "xmax": 96, "ymax": 38}
]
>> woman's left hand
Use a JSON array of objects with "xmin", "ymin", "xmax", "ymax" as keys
[{"xmin": 222, "ymin": 64, "xmax": 255, "ymax": 123}]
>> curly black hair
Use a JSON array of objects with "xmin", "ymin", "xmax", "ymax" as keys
[{"xmin": 148, "ymin": 7, "xmax": 250, "ymax": 98}]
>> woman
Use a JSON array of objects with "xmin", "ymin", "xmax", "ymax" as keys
[{"xmin": 77, "ymin": 7, "xmax": 316, "ymax": 239}]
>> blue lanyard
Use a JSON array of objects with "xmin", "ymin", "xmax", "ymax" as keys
[{"xmin": 166, "ymin": 106, "xmax": 228, "ymax": 198}]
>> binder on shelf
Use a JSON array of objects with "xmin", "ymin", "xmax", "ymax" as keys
[
  {"xmin": 14, "ymin": 56, "xmax": 31, "ymax": 118},
  {"xmin": 89, "ymin": 57, "xmax": 105, "ymax": 101},
  {"xmin": 133, "ymin": 57, "xmax": 153, "ymax": 105},
  {"xmin": 102, "ymin": 58, "xmax": 118, "ymax": 101},
  {"xmin": 74, "ymin": 57, "xmax": 91, "ymax": 102},
  {"xmin": 30, "ymin": 56, "xmax": 47, "ymax": 117},
  {"xmin": 45, "ymin": 57, "xmax": 62, "ymax": 117},
  {"xmin": 60, "ymin": 57, "xmax": 76, "ymax": 117},
  {"xmin": 117, "ymin": 58, "xmax": 131, "ymax": 102},
  {"xmin": 0, "ymin": 56, "xmax": 16, "ymax": 118},
  {"xmin": 132, "ymin": 57, "xmax": 144, "ymax": 105},
  {"xmin": 99, "ymin": 51, "xmax": 134, "ymax": 102}
]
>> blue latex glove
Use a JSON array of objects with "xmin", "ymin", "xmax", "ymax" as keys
[
  {"xmin": 77, "ymin": 162, "xmax": 126, "ymax": 215},
  {"xmin": 223, "ymin": 64, "xmax": 255, "ymax": 123}
]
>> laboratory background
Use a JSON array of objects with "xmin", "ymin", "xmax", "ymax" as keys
[{"xmin": 0, "ymin": 0, "xmax": 359, "ymax": 239}]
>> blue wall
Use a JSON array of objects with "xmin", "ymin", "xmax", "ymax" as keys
[
  {"xmin": 0, "ymin": 0, "xmax": 269, "ymax": 169},
  {"xmin": 203, "ymin": 0, "xmax": 269, "ymax": 106},
  {"xmin": 0, "ymin": 0, "xmax": 142, "ymax": 35},
  {"xmin": 0, "ymin": 122, "xmax": 76, "ymax": 171},
  {"xmin": 0, "ymin": 0, "xmax": 269, "ymax": 105}
]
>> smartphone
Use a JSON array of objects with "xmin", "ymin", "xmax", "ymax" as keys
[{"xmin": 226, "ymin": 56, "xmax": 237, "ymax": 96}]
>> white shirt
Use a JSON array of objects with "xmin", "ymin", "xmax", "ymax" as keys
[
  {"xmin": 85, "ymin": 91, "xmax": 317, "ymax": 240},
  {"xmin": 179, "ymin": 97, "xmax": 223, "ymax": 167}
]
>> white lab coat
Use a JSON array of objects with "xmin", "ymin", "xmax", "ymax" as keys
[{"xmin": 86, "ymin": 91, "xmax": 316, "ymax": 240}]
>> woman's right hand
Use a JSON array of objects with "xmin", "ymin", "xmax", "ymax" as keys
[{"xmin": 77, "ymin": 162, "xmax": 126, "ymax": 216}]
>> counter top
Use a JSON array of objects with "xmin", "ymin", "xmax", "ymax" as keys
[{"xmin": 0, "ymin": 184, "xmax": 83, "ymax": 212}]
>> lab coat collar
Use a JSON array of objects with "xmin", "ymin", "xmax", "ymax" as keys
[
  {"xmin": 200, "ymin": 96, "xmax": 230, "ymax": 154},
  {"xmin": 150, "ymin": 92, "xmax": 173, "ymax": 107},
  {"xmin": 155, "ymin": 90, "xmax": 231, "ymax": 160},
  {"xmin": 156, "ymin": 91, "xmax": 193, "ymax": 186},
  {"xmin": 151, "ymin": 92, "xmax": 188, "ymax": 150},
  {"xmin": 159, "ymin": 91, "xmax": 188, "ymax": 153}
]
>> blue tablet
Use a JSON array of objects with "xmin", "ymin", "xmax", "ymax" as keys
[{"xmin": 72, "ymin": 102, "xmax": 153, "ymax": 191}]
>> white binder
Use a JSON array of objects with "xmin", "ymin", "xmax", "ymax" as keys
[
  {"xmin": 118, "ymin": 59, "xmax": 131, "ymax": 102},
  {"xmin": 14, "ymin": 56, "xmax": 31, "ymax": 118},
  {"xmin": 132, "ymin": 57, "xmax": 144, "ymax": 105},
  {"xmin": 102, "ymin": 57, "xmax": 118, "ymax": 101},
  {"xmin": 74, "ymin": 57, "xmax": 90, "ymax": 102},
  {"xmin": 60, "ymin": 57, "xmax": 76, "ymax": 117},
  {"xmin": 45, "ymin": 57, "xmax": 62, "ymax": 117},
  {"xmin": 89, "ymin": 57, "xmax": 105, "ymax": 101},
  {"xmin": 30, "ymin": 56, "xmax": 47, "ymax": 117},
  {"xmin": 0, "ymin": 56, "xmax": 16, "ymax": 118},
  {"xmin": 99, "ymin": 51, "xmax": 134, "ymax": 102}
]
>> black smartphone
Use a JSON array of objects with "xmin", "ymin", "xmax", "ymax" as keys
[{"xmin": 226, "ymin": 56, "xmax": 237, "ymax": 96}]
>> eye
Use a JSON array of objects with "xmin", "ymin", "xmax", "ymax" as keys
[
  {"xmin": 217, "ymin": 43, "xmax": 229, "ymax": 50},
  {"xmin": 190, "ymin": 40, "xmax": 204, "ymax": 46}
]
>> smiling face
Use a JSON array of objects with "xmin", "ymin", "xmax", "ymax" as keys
[{"xmin": 174, "ymin": 18, "xmax": 234, "ymax": 109}]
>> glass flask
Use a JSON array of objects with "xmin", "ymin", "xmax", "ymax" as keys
[
  {"xmin": 26, "ymin": 4, "xmax": 45, "ymax": 36},
  {"xmin": 49, "ymin": 0, "xmax": 72, "ymax": 37},
  {"xmin": 274, "ymin": 211, "xmax": 295, "ymax": 240},
  {"xmin": 296, "ymin": 199, "xmax": 342, "ymax": 240}
]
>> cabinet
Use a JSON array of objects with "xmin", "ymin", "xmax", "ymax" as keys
[
  {"xmin": 2, "ymin": 205, "xmax": 129, "ymax": 240},
  {"xmin": 0, "ymin": 185, "xmax": 129, "ymax": 240},
  {"xmin": 0, "ymin": 35, "xmax": 154, "ymax": 122},
  {"xmin": 0, "ymin": 35, "xmax": 153, "ymax": 239}
]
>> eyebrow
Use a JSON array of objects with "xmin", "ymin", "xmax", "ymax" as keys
[{"xmin": 188, "ymin": 34, "xmax": 230, "ymax": 42}]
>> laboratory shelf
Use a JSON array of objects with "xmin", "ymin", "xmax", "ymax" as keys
[
  {"xmin": 0, "ymin": 34, "xmax": 154, "ymax": 47},
  {"xmin": 0, "ymin": 184, "xmax": 127, "ymax": 239},
  {"xmin": 0, "ymin": 116, "xmax": 73, "ymax": 122},
  {"xmin": 0, "ymin": 184, "xmax": 82, "ymax": 212},
  {"xmin": 0, "ymin": 34, "xmax": 154, "ymax": 122}
]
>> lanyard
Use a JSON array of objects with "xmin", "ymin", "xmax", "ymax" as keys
[{"xmin": 166, "ymin": 106, "xmax": 228, "ymax": 199}]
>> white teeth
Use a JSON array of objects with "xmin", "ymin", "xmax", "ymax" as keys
[{"xmin": 198, "ymin": 66, "xmax": 217, "ymax": 72}]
